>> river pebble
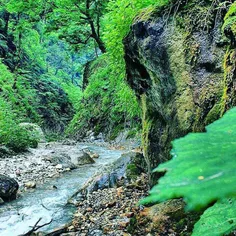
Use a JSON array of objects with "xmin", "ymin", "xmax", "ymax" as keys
[
  {"xmin": 71, "ymin": 173, "xmax": 148, "ymax": 235},
  {"xmin": 0, "ymin": 143, "xmax": 81, "ymax": 190}
]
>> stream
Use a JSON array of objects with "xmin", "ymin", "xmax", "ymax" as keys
[{"xmin": 0, "ymin": 143, "xmax": 124, "ymax": 236}]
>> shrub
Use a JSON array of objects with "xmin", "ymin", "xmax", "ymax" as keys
[{"xmin": 0, "ymin": 98, "xmax": 39, "ymax": 152}]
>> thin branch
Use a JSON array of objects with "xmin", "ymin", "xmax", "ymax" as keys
[{"xmin": 20, "ymin": 218, "xmax": 53, "ymax": 236}]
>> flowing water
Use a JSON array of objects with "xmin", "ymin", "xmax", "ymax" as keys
[{"xmin": 0, "ymin": 143, "xmax": 124, "ymax": 236}]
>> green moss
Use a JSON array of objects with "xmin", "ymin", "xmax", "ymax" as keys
[
  {"xmin": 168, "ymin": 28, "xmax": 195, "ymax": 130},
  {"xmin": 220, "ymin": 46, "xmax": 236, "ymax": 116},
  {"xmin": 109, "ymin": 124, "xmax": 124, "ymax": 141},
  {"xmin": 141, "ymin": 95, "xmax": 152, "ymax": 158},
  {"xmin": 126, "ymin": 164, "xmax": 140, "ymax": 180},
  {"xmin": 205, "ymin": 104, "xmax": 221, "ymax": 124},
  {"xmin": 223, "ymin": 2, "xmax": 236, "ymax": 37},
  {"xmin": 126, "ymin": 128, "xmax": 138, "ymax": 139},
  {"xmin": 134, "ymin": 5, "xmax": 158, "ymax": 22},
  {"xmin": 127, "ymin": 216, "xmax": 138, "ymax": 234}
]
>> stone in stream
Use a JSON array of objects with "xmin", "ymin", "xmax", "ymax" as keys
[
  {"xmin": 0, "ymin": 175, "xmax": 19, "ymax": 201},
  {"xmin": 71, "ymin": 151, "xmax": 95, "ymax": 166},
  {"xmin": 56, "ymin": 164, "xmax": 63, "ymax": 169},
  {"xmin": 24, "ymin": 181, "xmax": 36, "ymax": 189},
  {"xmin": 0, "ymin": 197, "xmax": 4, "ymax": 205},
  {"xmin": 83, "ymin": 148, "xmax": 100, "ymax": 159},
  {"xmin": 77, "ymin": 151, "xmax": 95, "ymax": 165},
  {"xmin": 44, "ymin": 153, "xmax": 77, "ymax": 169}
]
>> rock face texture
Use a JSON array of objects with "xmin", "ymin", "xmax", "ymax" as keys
[
  {"xmin": 0, "ymin": 175, "xmax": 19, "ymax": 201},
  {"xmin": 124, "ymin": 2, "xmax": 236, "ymax": 183}
]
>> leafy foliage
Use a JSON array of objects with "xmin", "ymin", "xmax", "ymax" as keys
[
  {"xmin": 223, "ymin": 2, "xmax": 236, "ymax": 40},
  {"xmin": 0, "ymin": 98, "xmax": 39, "ymax": 152},
  {"xmin": 68, "ymin": 0, "xmax": 168, "ymax": 138},
  {"xmin": 0, "ymin": 1, "xmax": 80, "ymax": 148},
  {"xmin": 192, "ymin": 198, "xmax": 236, "ymax": 236},
  {"xmin": 141, "ymin": 107, "xmax": 236, "ymax": 235},
  {"xmin": 103, "ymin": 0, "xmax": 168, "ymax": 64},
  {"xmin": 67, "ymin": 55, "xmax": 141, "ymax": 139}
]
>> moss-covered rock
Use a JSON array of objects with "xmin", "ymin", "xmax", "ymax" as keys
[
  {"xmin": 136, "ymin": 199, "xmax": 201, "ymax": 235},
  {"xmin": 124, "ymin": 0, "xmax": 235, "ymax": 184},
  {"xmin": 223, "ymin": 2, "xmax": 236, "ymax": 46}
]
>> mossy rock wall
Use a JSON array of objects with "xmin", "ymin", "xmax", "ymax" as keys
[{"xmin": 124, "ymin": 1, "xmax": 236, "ymax": 184}]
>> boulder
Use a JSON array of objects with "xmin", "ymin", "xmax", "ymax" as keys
[
  {"xmin": 83, "ymin": 148, "xmax": 100, "ymax": 159},
  {"xmin": 44, "ymin": 153, "xmax": 77, "ymax": 170},
  {"xmin": 0, "ymin": 197, "xmax": 4, "ymax": 205},
  {"xmin": 76, "ymin": 151, "xmax": 95, "ymax": 165},
  {"xmin": 88, "ymin": 173, "xmax": 118, "ymax": 192},
  {"xmin": 79, "ymin": 152, "xmax": 146, "ymax": 194},
  {"xmin": 62, "ymin": 139, "xmax": 77, "ymax": 146},
  {"xmin": 0, "ymin": 175, "xmax": 19, "ymax": 201}
]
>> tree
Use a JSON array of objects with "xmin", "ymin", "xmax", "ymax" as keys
[
  {"xmin": 47, "ymin": 0, "xmax": 107, "ymax": 53},
  {"xmin": 4, "ymin": 0, "xmax": 107, "ymax": 53}
]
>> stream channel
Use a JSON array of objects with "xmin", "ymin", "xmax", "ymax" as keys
[{"xmin": 0, "ymin": 143, "xmax": 124, "ymax": 236}]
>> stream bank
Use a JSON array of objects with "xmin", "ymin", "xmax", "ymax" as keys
[
  {"xmin": 0, "ymin": 141, "xmax": 97, "ymax": 192},
  {"xmin": 61, "ymin": 163, "xmax": 199, "ymax": 236},
  {"xmin": 0, "ymin": 142, "xmax": 126, "ymax": 236}
]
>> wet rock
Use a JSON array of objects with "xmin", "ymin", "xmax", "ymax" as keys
[
  {"xmin": 78, "ymin": 152, "xmax": 147, "ymax": 195},
  {"xmin": 56, "ymin": 164, "xmax": 63, "ymax": 169},
  {"xmin": 44, "ymin": 153, "xmax": 77, "ymax": 169},
  {"xmin": 0, "ymin": 175, "xmax": 19, "ymax": 201},
  {"xmin": 88, "ymin": 173, "xmax": 118, "ymax": 192},
  {"xmin": 123, "ymin": 4, "xmax": 233, "ymax": 184},
  {"xmin": 135, "ymin": 199, "xmax": 201, "ymax": 235},
  {"xmin": 62, "ymin": 139, "xmax": 77, "ymax": 146},
  {"xmin": 75, "ymin": 152, "xmax": 95, "ymax": 166},
  {"xmin": 24, "ymin": 181, "xmax": 36, "ymax": 189},
  {"xmin": 0, "ymin": 197, "xmax": 4, "ymax": 205},
  {"xmin": 92, "ymin": 153, "xmax": 99, "ymax": 158},
  {"xmin": 83, "ymin": 149, "xmax": 100, "ymax": 159}
]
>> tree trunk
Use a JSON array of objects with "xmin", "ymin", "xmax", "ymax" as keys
[
  {"xmin": 89, "ymin": 19, "xmax": 106, "ymax": 53},
  {"xmin": 3, "ymin": 11, "xmax": 10, "ymax": 36}
]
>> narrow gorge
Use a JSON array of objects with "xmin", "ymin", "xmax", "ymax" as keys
[{"xmin": 0, "ymin": 0, "xmax": 235, "ymax": 235}]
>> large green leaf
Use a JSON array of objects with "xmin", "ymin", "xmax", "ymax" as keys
[
  {"xmin": 192, "ymin": 198, "xmax": 236, "ymax": 236},
  {"xmin": 141, "ymin": 107, "xmax": 236, "ymax": 210}
]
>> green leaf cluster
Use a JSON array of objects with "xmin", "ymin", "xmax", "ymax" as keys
[
  {"xmin": 0, "ymin": 97, "xmax": 39, "ymax": 152},
  {"xmin": 67, "ymin": 54, "xmax": 141, "ymax": 138},
  {"xmin": 223, "ymin": 2, "xmax": 236, "ymax": 38},
  {"xmin": 141, "ymin": 107, "xmax": 236, "ymax": 235}
]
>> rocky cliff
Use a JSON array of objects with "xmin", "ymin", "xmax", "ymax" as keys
[{"xmin": 124, "ymin": 0, "xmax": 236, "ymax": 183}]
